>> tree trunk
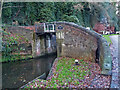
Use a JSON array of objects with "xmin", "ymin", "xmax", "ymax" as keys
[
  {"xmin": 0, "ymin": 0, "xmax": 3, "ymax": 89},
  {"xmin": 0, "ymin": 0, "xmax": 3, "ymax": 22}
]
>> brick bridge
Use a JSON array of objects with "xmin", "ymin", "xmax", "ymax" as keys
[{"xmin": 33, "ymin": 21, "xmax": 112, "ymax": 75}]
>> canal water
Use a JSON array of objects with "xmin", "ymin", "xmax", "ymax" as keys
[{"xmin": 2, "ymin": 53, "xmax": 57, "ymax": 88}]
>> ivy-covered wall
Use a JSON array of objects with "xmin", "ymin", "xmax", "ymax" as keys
[{"xmin": 1, "ymin": 27, "xmax": 33, "ymax": 62}]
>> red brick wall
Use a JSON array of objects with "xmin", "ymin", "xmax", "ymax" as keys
[{"xmin": 93, "ymin": 23, "xmax": 115, "ymax": 34}]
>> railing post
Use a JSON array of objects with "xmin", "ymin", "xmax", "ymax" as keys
[
  {"xmin": 44, "ymin": 23, "xmax": 46, "ymax": 32},
  {"xmin": 53, "ymin": 24, "xmax": 54, "ymax": 32}
]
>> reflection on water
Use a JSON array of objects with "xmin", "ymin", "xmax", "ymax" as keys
[{"xmin": 2, "ymin": 53, "xmax": 57, "ymax": 88}]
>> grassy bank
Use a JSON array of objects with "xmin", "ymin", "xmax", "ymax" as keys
[
  {"xmin": 23, "ymin": 57, "xmax": 101, "ymax": 88},
  {"xmin": 102, "ymin": 35, "xmax": 112, "ymax": 45},
  {"xmin": 102, "ymin": 34, "xmax": 120, "ymax": 45}
]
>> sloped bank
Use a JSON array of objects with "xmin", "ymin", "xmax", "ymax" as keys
[{"xmin": 21, "ymin": 57, "xmax": 111, "ymax": 88}]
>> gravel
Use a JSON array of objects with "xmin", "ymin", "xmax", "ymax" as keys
[{"xmin": 109, "ymin": 35, "xmax": 119, "ymax": 88}]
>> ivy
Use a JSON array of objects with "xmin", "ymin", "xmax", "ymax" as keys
[{"xmin": 2, "ymin": 30, "xmax": 29, "ymax": 62}]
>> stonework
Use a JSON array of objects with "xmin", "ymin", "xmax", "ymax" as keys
[
  {"xmin": 32, "ymin": 33, "xmax": 57, "ymax": 57},
  {"xmin": 56, "ymin": 23, "xmax": 97, "ymax": 62},
  {"xmin": 54, "ymin": 22, "xmax": 112, "ymax": 75},
  {"xmin": 4, "ymin": 22, "xmax": 112, "ymax": 75},
  {"xmin": 5, "ymin": 26, "xmax": 33, "ymax": 43},
  {"xmin": 4, "ymin": 26, "xmax": 33, "ymax": 57}
]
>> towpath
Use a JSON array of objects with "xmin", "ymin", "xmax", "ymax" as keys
[{"xmin": 109, "ymin": 35, "xmax": 119, "ymax": 88}]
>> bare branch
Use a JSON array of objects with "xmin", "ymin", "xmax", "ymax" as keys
[
  {"xmin": 2, "ymin": 6, "xmax": 23, "ymax": 9},
  {"xmin": 0, "ymin": 0, "xmax": 3, "ymax": 18}
]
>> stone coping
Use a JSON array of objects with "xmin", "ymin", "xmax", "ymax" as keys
[{"xmin": 46, "ymin": 57, "xmax": 59, "ymax": 80}]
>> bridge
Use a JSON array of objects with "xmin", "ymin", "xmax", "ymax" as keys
[
  {"xmin": 32, "ymin": 23, "xmax": 57, "ymax": 58},
  {"xmin": 32, "ymin": 21, "xmax": 112, "ymax": 75},
  {"xmin": 34, "ymin": 23, "xmax": 56, "ymax": 35},
  {"xmin": 4, "ymin": 21, "xmax": 112, "ymax": 75}
]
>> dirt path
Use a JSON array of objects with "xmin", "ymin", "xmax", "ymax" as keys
[{"xmin": 109, "ymin": 35, "xmax": 119, "ymax": 88}]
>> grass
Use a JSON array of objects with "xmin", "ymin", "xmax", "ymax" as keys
[
  {"xmin": 55, "ymin": 58, "xmax": 89, "ymax": 80},
  {"xmin": 102, "ymin": 34, "xmax": 120, "ymax": 45},
  {"xmin": 24, "ymin": 57, "xmax": 92, "ymax": 88},
  {"xmin": 102, "ymin": 35, "xmax": 112, "ymax": 45},
  {"xmin": 102, "ymin": 34, "xmax": 120, "ymax": 46}
]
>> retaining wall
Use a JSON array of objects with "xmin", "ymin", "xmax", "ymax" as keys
[
  {"xmin": 53, "ymin": 21, "xmax": 112, "ymax": 75},
  {"xmin": 4, "ymin": 26, "xmax": 33, "ymax": 43}
]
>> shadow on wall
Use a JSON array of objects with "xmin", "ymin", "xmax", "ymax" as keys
[{"xmin": 32, "ymin": 32, "xmax": 57, "ymax": 58}]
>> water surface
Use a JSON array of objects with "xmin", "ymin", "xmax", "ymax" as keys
[{"xmin": 2, "ymin": 53, "xmax": 57, "ymax": 88}]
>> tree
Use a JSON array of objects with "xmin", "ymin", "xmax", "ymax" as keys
[
  {"xmin": 61, "ymin": 14, "xmax": 79, "ymax": 23},
  {"xmin": 0, "ymin": 0, "xmax": 3, "ymax": 88},
  {"xmin": 38, "ymin": 2, "xmax": 55, "ymax": 23},
  {"xmin": 1, "ymin": 2, "xmax": 119, "ymax": 30},
  {"xmin": 0, "ymin": 0, "xmax": 3, "ymax": 52}
]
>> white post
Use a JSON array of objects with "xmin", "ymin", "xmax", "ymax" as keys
[
  {"xmin": 103, "ymin": 31, "xmax": 105, "ymax": 34},
  {"xmin": 44, "ymin": 23, "xmax": 46, "ymax": 32},
  {"xmin": 52, "ymin": 24, "xmax": 54, "ymax": 32}
]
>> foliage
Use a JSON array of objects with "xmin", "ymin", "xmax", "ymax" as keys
[
  {"xmin": 1, "ymin": 30, "xmax": 30, "ymax": 62},
  {"xmin": 2, "ymin": 2, "xmax": 119, "ymax": 30},
  {"xmin": 61, "ymin": 15, "xmax": 79, "ymax": 23}
]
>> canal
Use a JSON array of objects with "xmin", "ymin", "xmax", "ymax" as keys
[{"xmin": 2, "ymin": 53, "xmax": 57, "ymax": 88}]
